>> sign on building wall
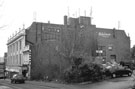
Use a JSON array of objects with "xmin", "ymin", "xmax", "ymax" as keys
[
  {"xmin": 108, "ymin": 44, "xmax": 113, "ymax": 51},
  {"xmin": 98, "ymin": 32, "xmax": 111, "ymax": 38}
]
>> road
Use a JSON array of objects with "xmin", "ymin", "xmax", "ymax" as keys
[
  {"xmin": 0, "ymin": 76, "xmax": 134, "ymax": 89},
  {"xmin": 75, "ymin": 77, "xmax": 134, "ymax": 89}
]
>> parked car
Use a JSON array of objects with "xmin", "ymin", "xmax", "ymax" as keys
[
  {"xmin": 11, "ymin": 74, "xmax": 25, "ymax": 84},
  {"xmin": 120, "ymin": 61, "xmax": 135, "ymax": 70},
  {"xmin": 111, "ymin": 69, "xmax": 132, "ymax": 78}
]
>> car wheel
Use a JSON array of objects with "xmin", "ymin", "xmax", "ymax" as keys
[
  {"xmin": 11, "ymin": 80, "xmax": 13, "ymax": 83},
  {"xmin": 22, "ymin": 81, "xmax": 25, "ymax": 83},
  {"xmin": 14, "ymin": 80, "xmax": 16, "ymax": 84},
  {"xmin": 112, "ymin": 74, "xmax": 116, "ymax": 78},
  {"xmin": 128, "ymin": 73, "xmax": 132, "ymax": 76}
]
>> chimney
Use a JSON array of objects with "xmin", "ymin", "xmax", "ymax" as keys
[
  {"xmin": 113, "ymin": 28, "xmax": 116, "ymax": 38},
  {"xmin": 64, "ymin": 15, "xmax": 68, "ymax": 25}
]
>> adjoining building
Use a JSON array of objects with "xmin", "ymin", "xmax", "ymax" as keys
[{"xmin": 7, "ymin": 29, "xmax": 31, "ymax": 78}]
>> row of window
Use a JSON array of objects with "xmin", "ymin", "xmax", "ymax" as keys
[
  {"xmin": 96, "ymin": 45, "xmax": 113, "ymax": 56},
  {"xmin": 42, "ymin": 26, "xmax": 60, "ymax": 33},
  {"xmin": 8, "ymin": 40, "xmax": 22, "ymax": 54},
  {"xmin": 7, "ymin": 54, "xmax": 22, "ymax": 65},
  {"xmin": 42, "ymin": 33, "xmax": 60, "ymax": 40},
  {"xmin": 96, "ymin": 50, "xmax": 106, "ymax": 56}
]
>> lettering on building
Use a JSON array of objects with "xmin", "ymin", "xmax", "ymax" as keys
[{"xmin": 98, "ymin": 32, "xmax": 111, "ymax": 38}]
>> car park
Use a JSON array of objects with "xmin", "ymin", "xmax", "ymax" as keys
[{"xmin": 11, "ymin": 74, "xmax": 25, "ymax": 84}]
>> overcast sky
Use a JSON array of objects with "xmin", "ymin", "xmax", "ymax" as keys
[{"xmin": 0, "ymin": 0, "xmax": 135, "ymax": 57}]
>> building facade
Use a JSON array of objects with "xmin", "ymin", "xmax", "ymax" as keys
[
  {"xmin": 7, "ymin": 15, "xmax": 130, "ymax": 79},
  {"xmin": 7, "ymin": 29, "xmax": 30, "ymax": 78},
  {"xmin": 26, "ymin": 22, "xmax": 66, "ymax": 79},
  {"xmin": 94, "ymin": 28, "xmax": 130, "ymax": 63},
  {"xmin": 65, "ymin": 16, "xmax": 130, "ymax": 63},
  {"xmin": 25, "ymin": 15, "xmax": 130, "ymax": 79}
]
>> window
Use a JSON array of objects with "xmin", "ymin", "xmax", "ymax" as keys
[
  {"xmin": 42, "ymin": 26, "xmax": 45, "ymax": 31},
  {"xmin": 11, "ymin": 56, "xmax": 13, "ymax": 65},
  {"xmin": 108, "ymin": 46, "xmax": 113, "ymax": 51},
  {"xmin": 16, "ymin": 55, "xmax": 18, "ymax": 64},
  {"xmin": 97, "ymin": 46, "xmax": 106, "ymax": 56},
  {"xmin": 8, "ymin": 46, "xmax": 10, "ymax": 55},
  {"xmin": 9, "ymin": 46, "xmax": 11, "ymax": 53},
  {"xmin": 57, "ymin": 29, "xmax": 60, "ymax": 32},
  {"xmin": 13, "ymin": 44, "xmax": 15, "ymax": 52},
  {"xmin": 19, "ymin": 40, "xmax": 22, "ymax": 50},
  {"xmin": 47, "ymin": 34, "xmax": 50, "ymax": 39},
  {"xmin": 15, "ymin": 43, "xmax": 16, "ymax": 52},
  {"xmin": 19, "ymin": 54, "xmax": 22, "ymax": 65},
  {"xmin": 10, "ymin": 45, "xmax": 12, "ymax": 53},
  {"xmin": 16, "ymin": 42, "xmax": 18, "ymax": 51},
  {"xmin": 11, "ymin": 45, "xmax": 13, "ymax": 53},
  {"xmin": 13, "ymin": 55, "xmax": 15, "ymax": 64},
  {"xmin": 102, "ymin": 50, "xmax": 106, "ymax": 56},
  {"xmin": 110, "ymin": 55, "xmax": 116, "ymax": 61}
]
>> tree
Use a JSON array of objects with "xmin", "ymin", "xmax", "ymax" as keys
[{"xmin": 59, "ymin": 21, "xmax": 98, "ymax": 63}]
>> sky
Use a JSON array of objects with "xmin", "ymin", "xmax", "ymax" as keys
[{"xmin": 0, "ymin": 0, "xmax": 135, "ymax": 57}]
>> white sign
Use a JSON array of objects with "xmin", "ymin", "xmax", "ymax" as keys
[
  {"xmin": 108, "ymin": 46, "xmax": 112, "ymax": 50},
  {"xmin": 98, "ymin": 32, "xmax": 111, "ymax": 38},
  {"xmin": 96, "ymin": 50, "xmax": 103, "ymax": 53}
]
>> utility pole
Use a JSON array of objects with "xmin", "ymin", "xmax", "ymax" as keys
[
  {"xmin": 118, "ymin": 21, "xmax": 120, "ymax": 29},
  {"xmin": 84, "ymin": 10, "xmax": 86, "ymax": 16},
  {"xmin": 33, "ymin": 11, "xmax": 37, "ymax": 22},
  {"xmin": 78, "ymin": 8, "xmax": 80, "ymax": 17},
  {"xmin": 67, "ymin": 6, "xmax": 70, "ymax": 17},
  {"xmin": 90, "ymin": 6, "xmax": 93, "ymax": 18},
  {"xmin": 90, "ymin": 6, "xmax": 93, "ymax": 24}
]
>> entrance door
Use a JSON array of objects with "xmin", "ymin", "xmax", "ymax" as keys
[{"xmin": 110, "ymin": 55, "xmax": 116, "ymax": 62}]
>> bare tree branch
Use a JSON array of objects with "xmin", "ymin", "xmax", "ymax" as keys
[
  {"xmin": 0, "ymin": 25, "xmax": 7, "ymax": 30},
  {"xmin": 0, "ymin": 0, "xmax": 4, "ymax": 7},
  {"xmin": 0, "ymin": 0, "xmax": 6, "ymax": 30}
]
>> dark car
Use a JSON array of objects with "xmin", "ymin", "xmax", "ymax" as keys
[
  {"xmin": 111, "ymin": 69, "xmax": 132, "ymax": 78},
  {"xmin": 11, "ymin": 74, "xmax": 25, "ymax": 84}
]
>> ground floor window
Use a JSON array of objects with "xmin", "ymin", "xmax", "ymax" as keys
[{"xmin": 110, "ymin": 55, "xmax": 116, "ymax": 61}]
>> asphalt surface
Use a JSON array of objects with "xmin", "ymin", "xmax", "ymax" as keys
[{"xmin": 0, "ymin": 76, "xmax": 134, "ymax": 89}]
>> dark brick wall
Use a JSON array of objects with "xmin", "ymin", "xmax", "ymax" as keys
[
  {"xmin": 27, "ymin": 22, "xmax": 71, "ymax": 79},
  {"xmin": 26, "ymin": 16, "xmax": 130, "ymax": 79},
  {"xmin": 94, "ymin": 28, "xmax": 130, "ymax": 62}
]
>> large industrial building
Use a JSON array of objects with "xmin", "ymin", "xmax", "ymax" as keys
[{"xmin": 7, "ymin": 15, "xmax": 130, "ymax": 79}]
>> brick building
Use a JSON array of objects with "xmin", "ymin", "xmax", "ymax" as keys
[
  {"xmin": 65, "ymin": 16, "xmax": 130, "ymax": 62},
  {"xmin": 26, "ymin": 21, "xmax": 69, "ymax": 79},
  {"xmin": 25, "ymin": 15, "xmax": 130, "ymax": 79},
  {"xmin": 94, "ymin": 28, "xmax": 130, "ymax": 63}
]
